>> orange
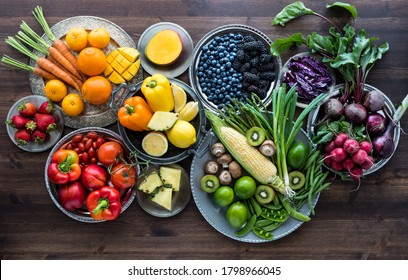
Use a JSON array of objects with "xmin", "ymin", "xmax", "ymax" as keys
[
  {"xmin": 88, "ymin": 28, "xmax": 111, "ymax": 49},
  {"xmin": 61, "ymin": 93, "xmax": 84, "ymax": 117},
  {"xmin": 44, "ymin": 79, "xmax": 67, "ymax": 102},
  {"xmin": 65, "ymin": 27, "xmax": 88, "ymax": 52},
  {"xmin": 77, "ymin": 47, "xmax": 107, "ymax": 76},
  {"xmin": 81, "ymin": 76, "xmax": 112, "ymax": 105}
]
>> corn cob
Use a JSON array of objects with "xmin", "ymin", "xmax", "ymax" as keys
[{"xmin": 207, "ymin": 111, "xmax": 287, "ymax": 195}]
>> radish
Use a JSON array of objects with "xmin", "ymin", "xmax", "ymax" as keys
[
  {"xmin": 330, "ymin": 160, "xmax": 343, "ymax": 171},
  {"xmin": 330, "ymin": 147, "xmax": 347, "ymax": 163},
  {"xmin": 342, "ymin": 157, "xmax": 355, "ymax": 172},
  {"xmin": 343, "ymin": 138, "xmax": 359, "ymax": 154},
  {"xmin": 352, "ymin": 149, "xmax": 368, "ymax": 165},
  {"xmin": 361, "ymin": 156, "xmax": 374, "ymax": 170},
  {"xmin": 324, "ymin": 140, "xmax": 336, "ymax": 153},
  {"xmin": 334, "ymin": 133, "xmax": 349, "ymax": 147},
  {"xmin": 359, "ymin": 141, "xmax": 373, "ymax": 154},
  {"xmin": 323, "ymin": 153, "xmax": 332, "ymax": 166}
]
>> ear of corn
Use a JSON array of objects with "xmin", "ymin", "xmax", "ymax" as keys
[{"xmin": 206, "ymin": 111, "xmax": 286, "ymax": 194}]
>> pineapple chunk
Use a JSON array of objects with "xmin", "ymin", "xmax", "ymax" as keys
[
  {"xmin": 138, "ymin": 172, "xmax": 163, "ymax": 194},
  {"xmin": 105, "ymin": 47, "xmax": 141, "ymax": 84},
  {"xmin": 151, "ymin": 185, "xmax": 173, "ymax": 211},
  {"xmin": 147, "ymin": 111, "xmax": 178, "ymax": 131},
  {"xmin": 160, "ymin": 166, "xmax": 182, "ymax": 191}
]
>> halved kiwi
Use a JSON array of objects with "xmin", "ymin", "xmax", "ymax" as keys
[
  {"xmin": 254, "ymin": 185, "xmax": 275, "ymax": 204},
  {"xmin": 288, "ymin": 171, "xmax": 306, "ymax": 190},
  {"xmin": 246, "ymin": 126, "xmax": 266, "ymax": 146},
  {"xmin": 200, "ymin": 174, "xmax": 220, "ymax": 193}
]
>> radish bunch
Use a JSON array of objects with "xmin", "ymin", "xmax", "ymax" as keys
[{"xmin": 324, "ymin": 133, "xmax": 374, "ymax": 182}]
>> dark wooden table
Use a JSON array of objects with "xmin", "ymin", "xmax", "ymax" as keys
[{"xmin": 0, "ymin": 0, "xmax": 407, "ymax": 260}]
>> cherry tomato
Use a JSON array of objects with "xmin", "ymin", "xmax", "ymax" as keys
[
  {"xmin": 214, "ymin": 186, "xmax": 234, "ymax": 207},
  {"xmin": 97, "ymin": 141, "xmax": 124, "ymax": 166},
  {"xmin": 226, "ymin": 201, "xmax": 248, "ymax": 228},
  {"xmin": 110, "ymin": 163, "xmax": 137, "ymax": 189},
  {"xmin": 234, "ymin": 175, "xmax": 256, "ymax": 200}
]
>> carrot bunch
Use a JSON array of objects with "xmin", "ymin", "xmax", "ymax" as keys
[{"xmin": 1, "ymin": 6, "xmax": 83, "ymax": 92}]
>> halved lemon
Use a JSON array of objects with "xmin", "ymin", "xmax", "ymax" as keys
[
  {"xmin": 142, "ymin": 131, "xmax": 168, "ymax": 157},
  {"xmin": 171, "ymin": 83, "xmax": 187, "ymax": 113}
]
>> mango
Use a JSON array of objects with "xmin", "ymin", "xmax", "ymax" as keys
[
  {"xmin": 145, "ymin": 29, "xmax": 183, "ymax": 65},
  {"xmin": 104, "ymin": 47, "xmax": 141, "ymax": 84}
]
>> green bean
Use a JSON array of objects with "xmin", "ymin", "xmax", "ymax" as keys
[
  {"xmin": 252, "ymin": 227, "xmax": 274, "ymax": 240},
  {"xmin": 235, "ymin": 214, "xmax": 257, "ymax": 237},
  {"xmin": 301, "ymin": 150, "xmax": 320, "ymax": 171},
  {"xmin": 249, "ymin": 197, "xmax": 262, "ymax": 217}
]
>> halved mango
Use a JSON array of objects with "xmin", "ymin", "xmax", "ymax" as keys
[
  {"xmin": 105, "ymin": 47, "xmax": 140, "ymax": 84},
  {"xmin": 145, "ymin": 29, "xmax": 183, "ymax": 66}
]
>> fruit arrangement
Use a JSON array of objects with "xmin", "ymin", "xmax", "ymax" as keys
[
  {"xmin": 46, "ymin": 130, "xmax": 138, "ymax": 221},
  {"xmin": 1, "ymin": 6, "xmax": 141, "ymax": 119},
  {"xmin": 117, "ymin": 73, "xmax": 199, "ymax": 157}
]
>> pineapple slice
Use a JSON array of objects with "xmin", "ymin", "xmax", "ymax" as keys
[
  {"xmin": 105, "ymin": 47, "xmax": 141, "ymax": 84},
  {"xmin": 138, "ymin": 172, "xmax": 163, "ymax": 194},
  {"xmin": 151, "ymin": 185, "xmax": 173, "ymax": 211},
  {"xmin": 147, "ymin": 111, "xmax": 178, "ymax": 131},
  {"xmin": 160, "ymin": 166, "xmax": 182, "ymax": 191}
]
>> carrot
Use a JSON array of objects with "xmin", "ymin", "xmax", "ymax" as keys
[
  {"xmin": 1, "ymin": 55, "xmax": 57, "ymax": 80},
  {"xmin": 5, "ymin": 36, "xmax": 81, "ymax": 91},
  {"xmin": 32, "ymin": 6, "xmax": 85, "ymax": 79},
  {"xmin": 19, "ymin": 21, "xmax": 84, "ymax": 81}
]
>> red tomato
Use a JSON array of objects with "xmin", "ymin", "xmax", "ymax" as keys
[
  {"xmin": 110, "ymin": 163, "xmax": 137, "ymax": 189},
  {"xmin": 97, "ymin": 141, "xmax": 124, "ymax": 166}
]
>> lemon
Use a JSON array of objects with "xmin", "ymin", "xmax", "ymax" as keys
[
  {"xmin": 166, "ymin": 120, "xmax": 196, "ymax": 148},
  {"xmin": 178, "ymin": 101, "xmax": 199, "ymax": 122},
  {"xmin": 171, "ymin": 83, "xmax": 187, "ymax": 113},
  {"xmin": 142, "ymin": 131, "xmax": 168, "ymax": 157}
]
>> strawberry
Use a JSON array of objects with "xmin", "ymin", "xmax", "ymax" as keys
[
  {"xmin": 14, "ymin": 129, "xmax": 31, "ymax": 145},
  {"xmin": 18, "ymin": 102, "xmax": 37, "ymax": 117},
  {"xmin": 25, "ymin": 119, "xmax": 37, "ymax": 132},
  {"xmin": 35, "ymin": 113, "xmax": 57, "ymax": 133},
  {"xmin": 5, "ymin": 115, "xmax": 31, "ymax": 129},
  {"xmin": 38, "ymin": 101, "xmax": 54, "ymax": 114},
  {"xmin": 31, "ymin": 129, "xmax": 48, "ymax": 144}
]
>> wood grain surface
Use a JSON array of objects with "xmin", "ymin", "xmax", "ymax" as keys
[{"xmin": 0, "ymin": 0, "xmax": 407, "ymax": 260}]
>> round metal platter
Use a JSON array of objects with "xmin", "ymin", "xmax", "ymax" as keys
[{"xmin": 29, "ymin": 16, "xmax": 143, "ymax": 129}]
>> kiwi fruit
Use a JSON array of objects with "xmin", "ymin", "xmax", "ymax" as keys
[
  {"xmin": 288, "ymin": 171, "xmax": 306, "ymax": 190},
  {"xmin": 200, "ymin": 174, "xmax": 220, "ymax": 193},
  {"xmin": 254, "ymin": 185, "xmax": 275, "ymax": 204},
  {"xmin": 246, "ymin": 126, "xmax": 266, "ymax": 146}
]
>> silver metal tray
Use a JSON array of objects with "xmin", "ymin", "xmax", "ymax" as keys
[
  {"xmin": 137, "ymin": 22, "xmax": 194, "ymax": 78},
  {"xmin": 29, "ymin": 16, "xmax": 143, "ymax": 129},
  {"xmin": 190, "ymin": 129, "xmax": 318, "ymax": 243}
]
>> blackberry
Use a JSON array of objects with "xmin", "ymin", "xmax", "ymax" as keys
[
  {"xmin": 243, "ymin": 35, "xmax": 255, "ymax": 42},
  {"xmin": 243, "ymin": 41, "xmax": 260, "ymax": 51},
  {"xmin": 259, "ymin": 79, "xmax": 269, "ymax": 88},
  {"xmin": 242, "ymin": 82, "xmax": 251, "ymax": 90},
  {"xmin": 258, "ymin": 63, "xmax": 275, "ymax": 72},
  {"xmin": 259, "ymin": 71, "xmax": 276, "ymax": 81},
  {"xmin": 250, "ymin": 56, "xmax": 259, "ymax": 68},
  {"xmin": 249, "ymin": 68, "xmax": 260, "ymax": 76},
  {"xmin": 232, "ymin": 60, "xmax": 242, "ymax": 71},
  {"xmin": 259, "ymin": 54, "xmax": 273, "ymax": 64},
  {"xmin": 244, "ymin": 53, "xmax": 252, "ymax": 62},
  {"xmin": 249, "ymin": 50, "xmax": 258, "ymax": 58},
  {"xmin": 247, "ymin": 85, "xmax": 258, "ymax": 94},
  {"xmin": 236, "ymin": 49, "xmax": 245, "ymax": 61},
  {"xmin": 243, "ymin": 72, "xmax": 260, "ymax": 84},
  {"xmin": 240, "ymin": 62, "xmax": 251, "ymax": 72}
]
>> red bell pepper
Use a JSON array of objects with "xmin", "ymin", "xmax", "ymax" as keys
[
  {"xmin": 47, "ymin": 149, "xmax": 82, "ymax": 185},
  {"xmin": 86, "ymin": 186, "xmax": 122, "ymax": 221}
]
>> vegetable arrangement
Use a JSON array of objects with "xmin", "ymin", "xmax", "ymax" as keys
[
  {"xmin": 201, "ymin": 85, "xmax": 332, "ymax": 239},
  {"xmin": 47, "ymin": 131, "xmax": 138, "ymax": 221},
  {"xmin": 271, "ymin": 1, "xmax": 408, "ymax": 183}
]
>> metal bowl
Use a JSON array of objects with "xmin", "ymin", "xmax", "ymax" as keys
[
  {"xmin": 111, "ymin": 78, "xmax": 207, "ymax": 165},
  {"xmin": 189, "ymin": 24, "xmax": 282, "ymax": 113},
  {"xmin": 6, "ymin": 95, "xmax": 64, "ymax": 152},
  {"xmin": 44, "ymin": 127, "xmax": 138, "ymax": 223},
  {"xmin": 307, "ymin": 83, "xmax": 400, "ymax": 176}
]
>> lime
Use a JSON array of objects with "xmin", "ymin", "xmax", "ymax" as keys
[
  {"xmin": 141, "ymin": 131, "xmax": 168, "ymax": 157},
  {"xmin": 226, "ymin": 201, "xmax": 248, "ymax": 228},
  {"xmin": 171, "ymin": 83, "xmax": 187, "ymax": 113},
  {"xmin": 234, "ymin": 176, "xmax": 257, "ymax": 200},
  {"xmin": 178, "ymin": 101, "xmax": 199, "ymax": 122},
  {"xmin": 214, "ymin": 186, "xmax": 235, "ymax": 207},
  {"xmin": 165, "ymin": 120, "xmax": 196, "ymax": 148}
]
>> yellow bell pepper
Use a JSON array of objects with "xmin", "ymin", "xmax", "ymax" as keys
[{"xmin": 141, "ymin": 74, "xmax": 174, "ymax": 112}]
